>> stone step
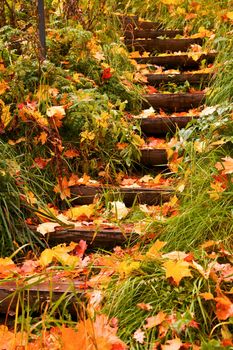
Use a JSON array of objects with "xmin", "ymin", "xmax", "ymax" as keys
[
  {"xmin": 125, "ymin": 37, "xmax": 203, "ymax": 53},
  {"xmin": 124, "ymin": 29, "xmax": 183, "ymax": 39},
  {"xmin": 142, "ymin": 92, "xmax": 205, "ymax": 112},
  {"xmin": 70, "ymin": 185, "xmax": 173, "ymax": 206}
]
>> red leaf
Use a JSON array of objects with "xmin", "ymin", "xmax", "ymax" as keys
[
  {"xmin": 34, "ymin": 157, "xmax": 51, "ymax": 169},
  {"xmin": 72, "ymin": 240, "xmax": 87, "ymax": 258},
  {"xmin": 102, "ymin": 68, "xmax": 112, "ymax": 80},
  {"xmin": 147, "ymin": 86, "xmax": 158, "ymax": 94}
]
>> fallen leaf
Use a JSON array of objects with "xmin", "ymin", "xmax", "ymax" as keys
[
  {"xmin": 146, "ymin": 241, "xmax": 167, "ymax": 260},
  {"xmin": 36, "ymin": 222, "xmax": 60, "ymax": 236},
  {"xmin": 215, "ymin": 296, "xmax": 233, "ymax": 320},
  {"xmin": 145, "ymin": 311, "xmax": 167, "ymax": 329},
  {"xmin": 65, "ymin": 204, "xmax": 95, "ymax": 221},
  {"xmin": 137, "ymin": 303, "xmax": 153, "ymax": 311},
  {"xmin": 161, "ymin": 338, "xmax": 183, "ymax": 350},
  {"xmin": 163, "ymin": 259, "xmax": 192, "ymax": 285},
  {"xmin": 133, "ymin": 329, "xmax": 145, "ymax": 344}
]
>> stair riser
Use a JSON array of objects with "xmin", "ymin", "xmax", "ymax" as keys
[
  {"xmin": 140, "ymin": 116, "xmax": 199, "ymax": 135},
  {"xmin": 124, "ymin": 29, "xmax": 183, "ymax": 39},
  {"xmin": 141, "ymin": 149, "xmax": 168, "ymax": 167},
  {"xmin": 0, "ymin": 282, "xmax": 86, "ymax": 315},
  {"xmin": 126, "ymin": 38, "xmax": 203, "ymax": 53},
  {"xmin": 146, "ymin": 73, "xmax": 211, "ymax": 86},
  {"xmin": 71, "ymin": 186, "xmax": 172, "ymax": 206},
  {"xmin": 134, "ymin": 53, "xmax": 216, "ymax": 68},
  {"xmin": 143, "ymin": 93, "xmax": 205, "ymax": 112}
]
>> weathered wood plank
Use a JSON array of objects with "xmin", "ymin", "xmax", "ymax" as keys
[
  {"xmin": 141, "ymin": 149, "xmax": 168, "ymax": 167},
  {"xmin": 140, "ymin": 115, "xmax": 199, "ymax": 135},
  {"xmin": 124, "ymin": 29, "xmax": 183, "ymax": 39},
  {"xmin": 142, "ymin": 92, "xmax": 205, "ymax": 112},
  {"xmin": 126, "ymin": 38, "xmax": 203, "ymax": 53},
  {"xmin": 146, "ymin": 72, "xmax": 212, "ymax": 85},
  {"xmin": 71, "ymin": 185, "xmax": 173, "ymax": 205},
  {"xmin": 134, "ymin": 53, "xmax": 216, "ymax": 68},
  {"xmin": 0, "ymin": 279, "xmax": 87, "ymax": 314}
]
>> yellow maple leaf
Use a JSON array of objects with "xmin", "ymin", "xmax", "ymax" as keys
[
  {"xmin": 146, "ymin": 240, "xmax": 167, "ymax": 260},
  {"xmin": 80, "ymin": 130, "xmax": 95, "ymax": 142},
  {"xmin": 65, "ymin": 204, "xmax": 95, "ymax": 220},
  {"xmin": 116, "ymin": 260, "xmax": 140, "ymax": 278},
  {"xmin": 226, "ymin": 11, "xmax": 233, "ymax": 20},
  {"xmin": 39, "ymin": 243, "xmax": 80, "ymax": 267},
  {"xmin": 163, "ymin": 259, "xmax": 192, "ymax": 285},
  {"xmin": 0, "ymin": 80, "xmax": 9, "ymax": 95},
  {"xmin": 0, "ymin": 99, "xmax": 12, "ymax": 128}
]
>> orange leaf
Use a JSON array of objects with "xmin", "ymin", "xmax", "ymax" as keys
[
  {"xmin": 145, "ymin": 311, "xmax": 166, "ymax": 329},
  {"xmin": 163, "ymin": 259, "xmax": 192, "ymax": 285},
  {"xmin": 215, "ymin": 296, "xmax": 233, "ymax": 320},
  {"xmin": 215, "ymin": 157, "xmax": 233, "ymax": 174},
  {"xmin": 146, "ymin": 240, "xmax": 167, "ymax": 260},
  {"xmin": 199, "ymin": 292, "xmax": 214, "ymax": 300},
  {"xmin": 161, "ymin": 338, "xmax": 183, "ymax": 350},
  {"xmin": 137, "ymin": 303, "xmax": 153, "ymax": 311},
  {"xmin": 54, "ymin": 177, "xmax": 71, "ymax": 200},
  {"xmin": 64, "ymin": 149, "xmax": 80, "ymax": 158},
  {"xmin": 38, "ymin": 131, "xmax": 48, "ymax": 145}
]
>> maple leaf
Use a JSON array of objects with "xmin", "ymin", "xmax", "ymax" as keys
[
  {"xmin": 137, "ymin": 303, "xmax": 153, "ymax": 311},
  {"xmin": 80, "ymin": 130, "xmax": 95, "ymax": 142},
  {"xmin": 146, "ymin": 86, "xmax": 158, "ymax": 94},
  {"xmin": 54, "ymin": 177, "xmax": 71, "ymax": 200},
  {"xmin": 215, "ymin": 296, "xmax": 233, "ymax": 320},
  {"xmin": 116, "ymin": 260, "xmax": 140, "ymax": 278},
  {"xmin": 47, "ymin": 105, "xmax": 66, "ymax": 128},
  {"xmin": 71, "ymin": 239, "xmax": 87, "ymax": 258},
  {"xmin": 102, "ymin": 67, "xmax": 112, "ymax": 80},
  {"xmin": 0, "ymin": 326, "xmax": 27, "ymax": 350},
  {"xmin": 39, "ymin": 243, "xmax": 81, "ymax": 267},
  {"xmin": 34, "ymin": 157, "xmax": 51, "ymax": 169},
  {"xmin": 133, "ymin": 329, "xmax": 145, "ymax": 344},
  {"xmin": 0, "ymin": 257, "xmax": 18, "ymax": 278},
  {"xmin": 65, "ymin": 204, "xmax": 95, "ymax": 221},
  {"xmin": 57, "ymin": 314, "xmax": 127, "ymax": 350},
  {"xmin": 110, "ymin": 201, "xmax": 129, "ymax": 220},
  {"xmin": 215, "ymin": 157, "xmax": 233, "ymax": 174},
  {"xmin": 145, "ymin": 311, "xmax": 167, "ymax": 329},
  {"xmin": 200, "ymin": 292, "xmax": 214, "ymax": 300},
  {"xmin": 226, "ymin": 11, "xmax": 233, "ymax": 20},
  {"xmin": 37, "ymin": 131, "xmax": 48, "ymax": 145},
  {"xmin": 0, "ymin": 80, "xmax": 9, "ymax": 94},
  {"xmin": 0, "ymin": 99, "xmax": 12, "ymax": 129},
  {"xmin": 36, "ymin": 222, "xmax": 60, "ymax": 236},
  {"xmin": 161, "ymin": 338, "xmax": 183, "ymax": 350},
  {"xmin": 63, "ymin": 149, "xmax": 80, "ymax": 158},
  {"xmin": 163, "ymin": 259, "xmax": 192, "ymax": 285},
  {"xmin": 146, "ymin": 240, "xmax": 167, "ymax": 260}
]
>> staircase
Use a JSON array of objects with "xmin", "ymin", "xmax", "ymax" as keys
[{"xmin": 0, "ymin": 16, "xmax": 216, "ymax": 314}]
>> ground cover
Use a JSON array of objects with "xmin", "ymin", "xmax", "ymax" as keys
[{"xmin": 0, "ymin": 0, "xmax": 233, "ymax": 349}]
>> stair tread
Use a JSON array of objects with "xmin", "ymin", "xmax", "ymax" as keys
[{"xmin": 124, "ymin": 29, "xmax": 183, "ymax": 39}]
